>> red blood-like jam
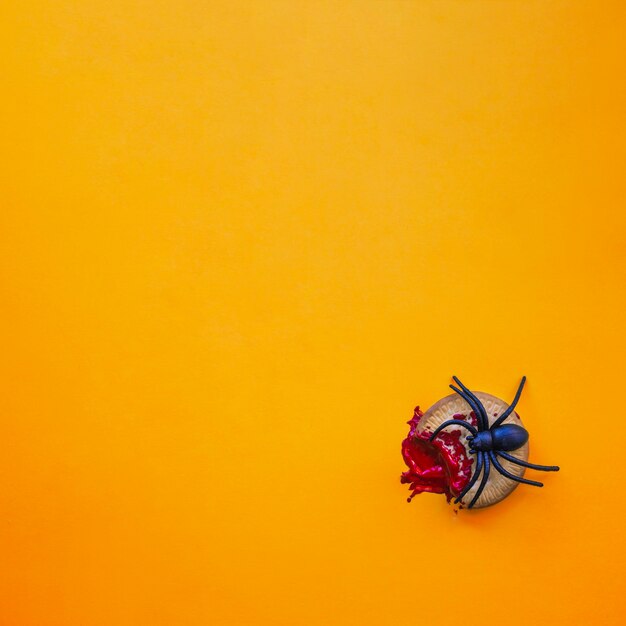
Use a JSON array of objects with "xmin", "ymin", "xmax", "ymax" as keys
[{"xmin": 401, "ymin": 406, "xmax": 475, "ymax": 503}]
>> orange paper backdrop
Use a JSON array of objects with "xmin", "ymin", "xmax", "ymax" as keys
[{"xmin": 1, "ymin": 2, "xmax": 625, "ymax": 625}]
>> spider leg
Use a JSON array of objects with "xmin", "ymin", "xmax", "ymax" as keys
[
  {"xmin": 451, "ymin": 376, "xmax": 489, "ymax": 430},
  {"xmin": 428, "ymin": 419, "xmax": 478, "ymax": 442},
  {"xmin": 449, "ymin": 384, "xmax": 487, "ymax": 432},
  {"xmin": 468, "ymin": 452, "xmax": 490, "ymax": 509},
  {"xmin": 490, "ymin": 451, "xmax": 543, "ymax": 487},
  {"xmin": 492, "ymin": 376, "xmax": 526, "ymax": 428},
  {"xmin": 454, "ymin": 450, "xmax": 483, "ymax": 504},
  {"xmin": 497, "ymin": 451, "xmax": 559, "ymax": 472}
]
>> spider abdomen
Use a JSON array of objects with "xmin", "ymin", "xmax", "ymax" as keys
[{"xmin": 491, "ymin": 424, "xmax": 529, "ymax": 451}]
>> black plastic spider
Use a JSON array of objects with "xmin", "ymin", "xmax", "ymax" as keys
[{"xmin": 429, "ymin": 376, "xmax": 559, "ymax": 509}]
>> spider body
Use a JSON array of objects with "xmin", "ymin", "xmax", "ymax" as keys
[
  {"xmin": 469, "ymin": 423, "xmax": 529, "ymax": 452},
  {"xmin": 428, "ymin": 376, "xmax": 559, "ymax": 509}
]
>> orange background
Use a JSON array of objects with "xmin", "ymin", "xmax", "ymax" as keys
[{"xmin": 1, "ymin": 2, "xmax": 625, "ymax": 625}]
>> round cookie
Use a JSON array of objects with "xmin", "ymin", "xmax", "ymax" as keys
[
  {"xmin": 401, "ymin": 392, "xmax": 530, "ymax": 509},
  {"xmin": 418, "ymin": 392, "xmax": 528, "ymax": 508}
]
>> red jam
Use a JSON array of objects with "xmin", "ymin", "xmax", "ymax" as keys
[{"xmin": 400, "ymin": 406, "xmax": 475, "ymax": 503}]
